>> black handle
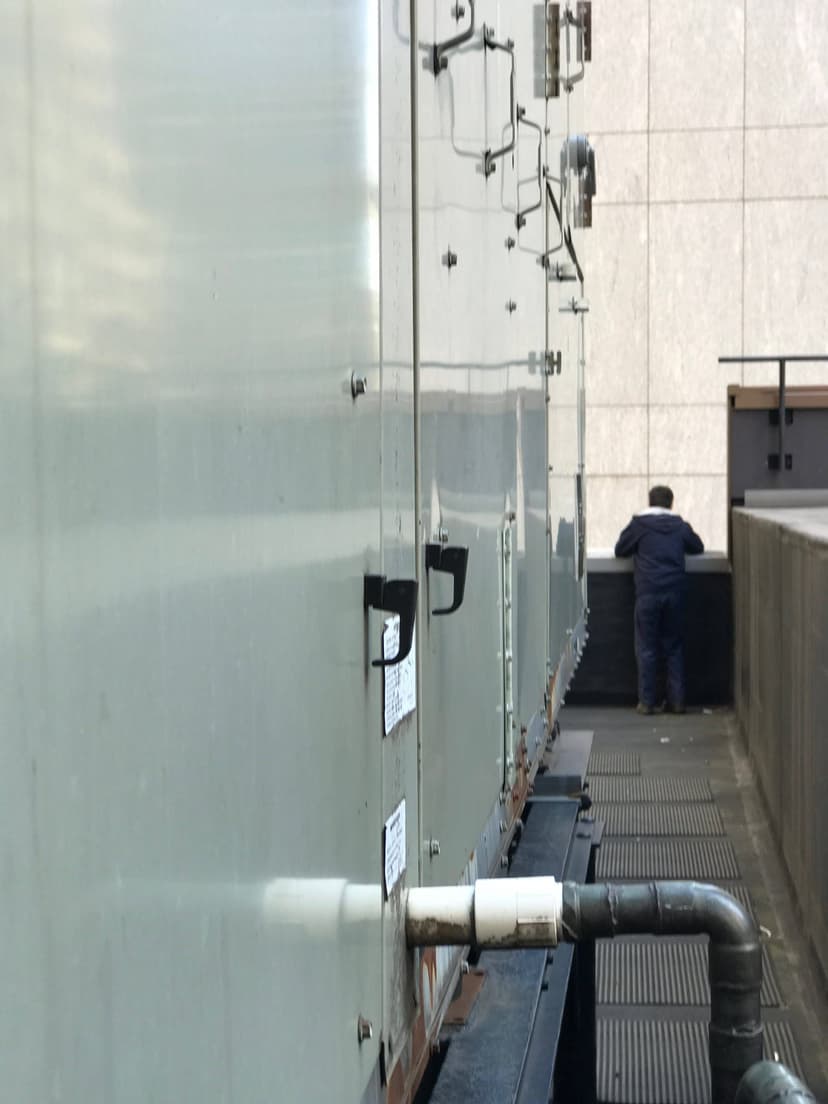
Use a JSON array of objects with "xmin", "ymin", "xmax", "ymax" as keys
[
  {"xmin": 364, "ymin": 575, "xmax": 418, "ymax": 667},
  {"xmin": 425, "ymin": 544, "xmax": 469, "ymax": 616}
]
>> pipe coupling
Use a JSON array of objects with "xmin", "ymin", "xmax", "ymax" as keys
[{"xmin": 406, "ymin": 877, "xmax": 562, "ymax": 948}]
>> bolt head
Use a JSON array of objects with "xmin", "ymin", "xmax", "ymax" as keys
[{"xmin": 357, "ymin": 1016, "xmax": 373, "ymax": 1044}]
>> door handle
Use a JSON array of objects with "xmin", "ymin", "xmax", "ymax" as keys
[
  {"xmin": 425, "ymin": 544, "xmax": 469, "ymax": 616},
  {"xmin": 364, "ymin": 575, "xmax": 418, "ymax": 667}
]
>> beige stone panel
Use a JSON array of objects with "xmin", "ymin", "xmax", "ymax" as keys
[
  {"xmin": 586, "ymin": 0, "xmax": 649, "ymax": 133},
  {"xmin": 649, "ymin": 202, "xmax": 742, "ymax": 404},
  {"xmin": 746, "ymin": 0, "xmax": 828, "ymax": 127},
  {"xmin": 745, "ymin": 127, "xmax": 828, "ymax": 200},
  {"xmin": 743, "ymin": 199, "xmax": 828, "ymax": 370},
  {"xmin": 648, "ymin": 404, "xmax": 727, "ymax": 476},
  {"xmin": 647, "ymin": 474, "xmax": 728, "ymax": 552},
  {"xmin": 585, "ymin": 476, "xmax": 650, "ymax": 552},
  {"xmin": 586, "ymin": 405, "xmax": 648, "ymax": 476},
  {"xmin": 650, "ymin": 0, "xmax": 744, "ymax": 130},
  {"xmin": 650, "ymin": 130, "xmax": 743, "ymax": 203},
  {"xmin": 582, "ymin": 205, "xmax": 648, "ymax": 406},
  {"xmin": 592, "ymin": 133, "xmax": 648, "ymax": 206}
]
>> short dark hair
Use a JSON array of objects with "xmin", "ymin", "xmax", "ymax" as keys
[{"xmin": 649, "ymin": 485, "xmax": 674, "ymax": 509}]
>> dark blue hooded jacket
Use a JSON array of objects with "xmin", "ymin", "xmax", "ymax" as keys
[{"xmin": 614, "ymin": 508, "xmax": 704, "ymax": 596}]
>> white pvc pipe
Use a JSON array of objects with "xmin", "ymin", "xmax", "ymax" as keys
[{"xmin": 406, "ymin": 877, "xmax": 562, "ymax": 948}]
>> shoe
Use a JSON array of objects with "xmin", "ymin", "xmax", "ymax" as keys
[{"xmin": 636, "ymin": 702, "xmax": 655, "ymax": 715}]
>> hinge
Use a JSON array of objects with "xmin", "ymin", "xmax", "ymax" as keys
[{"xmin": 546, "ymin": 3, "xmax": 561, "ymax": 99}]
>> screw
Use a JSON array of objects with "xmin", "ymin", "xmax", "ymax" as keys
[
  {"xmin": 507, "ymin": 300, "xmax": 517, "ymax": 314},
  {"xmin": 436, "ymin": 526, "xmax": 449, "ymax": 543},
  {"xmin": 443, "ymin": 248, "xmax": 458, "ymax": 269},
  {"xmin": 506, "ymin": 236, "xmax": 516, "ymax": 250},
  {"xmin": 453, "ymin": 3, "xmax": 466, "ymax": 17},
  {"xmin": 357, "ymin": 1016, "xmax": 373, "ymax": 1044},
  {"xmin": 499, "ymin": 820, "xmax": 508, "ymax": 833},
  {"xmin": 428, "ymin": 838, "xmax": 441, "ymax": 857},
  {"xmin": 350, "ymin": 372, "xmax": 367, "ymax": 399}
]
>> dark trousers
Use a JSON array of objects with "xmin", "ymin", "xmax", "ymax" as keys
[{"xmin": 634, "ymin": 590, "xmax": 686, "ymax": 707}]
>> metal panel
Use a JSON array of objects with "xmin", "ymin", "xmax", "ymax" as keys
[
  {"xmin": 596, "ymin": 1018, "xmax": 805, "ymax": 1104},
  {"xmin": 596, "ymin": 940, "xmax": 782, "ymax": 1007},
  {"xmin": 0, "ymin": 3, "xmax": 396, "ymax": 1100},
  {"xmin": 588, "ymin": 751, "xmax": 642, "ymax": 775},
  {"xmin": 592, "ymin": 803, "xmax": 725, "ymax": 837},
  {"xmin": 596, "ymin": 840, "xmax": 740, "ymax": 880},
  {"xmin": 417, "ymin": 0, "xmax": 553, "ymax": 889},
  {"xmin": 588, "ymin": 776, "xmax": 714, "ymax": 803}
]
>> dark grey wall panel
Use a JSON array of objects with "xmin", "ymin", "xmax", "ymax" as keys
[
  {"xmin": 568, "ymin": 562, "xmax": 733, "ymax": 706},
  {"xmin": 733, "ymin": 507, "xmax": 828, "ymax": 988}
]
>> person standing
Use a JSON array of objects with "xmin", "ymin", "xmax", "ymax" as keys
[{"xmin": 614, "ymin": 486, "xmax": 704, "ymax": 714}]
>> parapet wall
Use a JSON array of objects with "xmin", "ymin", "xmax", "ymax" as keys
[{"xmin": 732, "ymin": 506, "xmax": 828, "ymax": 986}]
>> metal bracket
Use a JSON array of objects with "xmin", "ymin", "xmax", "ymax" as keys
[
  {"xmin": 483, "ymin": 26, "xmax": 516, "ymax": 177},
  {"xmin": 561, "ymin": 1, "xmax": 592, "ymax": 92},
  {"xmin": 516, "ymin": 106, "xmax": 543, "ymax": 229},
  {"xmin": 364, "ymin": 575, "xmax": 418, "ymax": 667},
  {"xmin": 547, "ymin": 261, "xmax": 577, "ymax": 282},
  {"xmin": 425, "ymin": 544, "xmax": 469, "ymax": 616},
  {"xmin": 545, "ymin": 350, "xmax": 562, "ymax": 376},
  {"xmin": 559, "ymin": 296, "xmax": 590, "ymax": 314},
  {"xmin": 432, "ymin": 0, "xmax": 475, "ymax": 75}
]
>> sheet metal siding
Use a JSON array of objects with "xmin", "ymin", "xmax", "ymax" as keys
[
  {"xmin": 0, "ymin": 3, "xmax": 394, "ymax": 1099},
  {"xmin": 733, "ymin": 508, "xmax": 828, "ymax": 986}
]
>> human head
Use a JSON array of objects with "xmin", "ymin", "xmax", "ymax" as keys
[{"xmin": 649, "ymin": 485, "xmax": 674, "ymax": 510}]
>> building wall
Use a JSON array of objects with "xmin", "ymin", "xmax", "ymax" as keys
[{"xmin": 583, "ymin": 0, "xmax": 828, "ymax": 552}]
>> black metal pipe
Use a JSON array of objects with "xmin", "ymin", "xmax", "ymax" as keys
[
  {"xmin": 735, "ymin": 1061, "xmax": 818, "ymax": 1103},
  {"xmin": 562, "ymin": 881, "xmax": 763, "ymax": 1104}
]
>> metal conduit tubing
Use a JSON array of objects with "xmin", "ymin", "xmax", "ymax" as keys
[
  {"xmin": 431, "ymin": 0, "xmax": 475, "ymax": 75},
  {"xmin": 735, "ymin": 1061, "xmax": 819, "ymax": 1104},
  {"xmin": 483, "ymin": 26, "xmax": 516, "ymax": 177},
  {"xmin": 406, "ymin": 879, "xmax": 763, "ymax": 1104},
  {"xmin": 516, "ymin": 108, "xmax": 543, "ymax": 229}
]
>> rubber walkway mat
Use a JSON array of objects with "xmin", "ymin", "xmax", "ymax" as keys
[
  {"xmin": 596, "ymin": 940, "xmax": 782, "ymax": 1007},
  {"xmin": 596, "ymin": 839, "xmax": 740, "ymax": 880},
  {"xmin": 596, "ymin": 1018, "xmax": 804, "ymax": 1104},
  {"xmin": 588, "ymin": 777, "xmax": 713, "ymax": 804},
  {"xmin": 589, "ymin": 751, "xmax": 641, "ymax": 775},
  {"xmin": 592, "ymin": 804, "xmax": 724, "ymax": 837}
]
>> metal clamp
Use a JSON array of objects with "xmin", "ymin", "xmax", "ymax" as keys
[
  {"xmin": 516, "ymin": 107, "xmax": 543, "ymax": 229},
  {"xmin": 483, "ymin": 26, "xmax": 516, "ymax": 178},
  {"xmin": 559, "ymin": 296, "xmax": 589, "ymax": 314},
  {"xmin": 364, "ymin": 575, "xmax": 418, "ymax": 667},
  {"xmin": 425, "ymin": 544, "xmax": 469, "ymax": 616},
  {"xmin": 432, "ymin": 0, "xmax": 475, "ymax": 75}
]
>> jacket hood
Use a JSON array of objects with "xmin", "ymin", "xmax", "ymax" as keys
[{"xmin": 633, "ymin": 509, "xmax": 685, "ymax": 532}]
